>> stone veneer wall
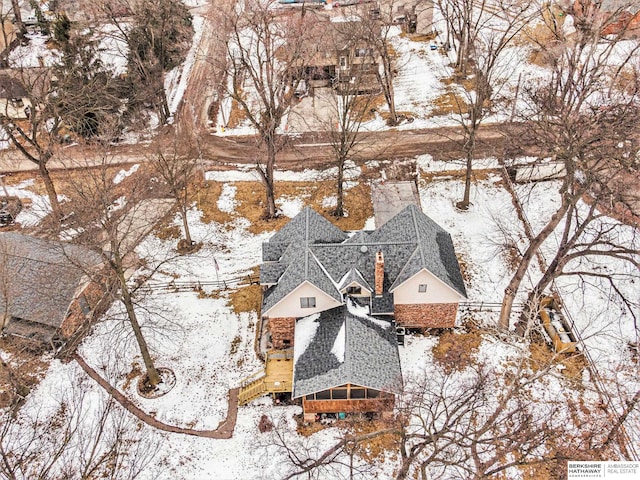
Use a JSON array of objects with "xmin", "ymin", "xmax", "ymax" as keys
[
  {"xmin": 394, "ymin": 303, "xmax": 457, "ymax": 328},
  {"xmin": 269, "ymin": 317, "xmax": 296, "ymax": 349}
]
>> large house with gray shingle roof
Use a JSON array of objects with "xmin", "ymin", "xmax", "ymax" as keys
[{"xmin": 258, "ymin": 205, "xmax": 466, "ymax": 419}]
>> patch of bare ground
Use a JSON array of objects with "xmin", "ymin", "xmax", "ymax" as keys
[
  {"xmin": 213, "ymin": 180, "xmax": 373, "ymax": 234},
  {"xmin": 296, "ymin": 417, "xmax": 400, "ymax": 463},
  {"xmin": 226, "ymin": 93, "xmax": 249, "ymax": 129},
  {"xmin": 357, "ymin": 93, "xmax": 387, "ymax": 123},
  {"xmin": 518, "ymin": 5, "xmax": 566, "ymax": 67},
  {"xmin": 455, "ymin": 251, "xmax": 472, "ymax": 287},
  {"xmin": 0, "ymin": 337, "xmax": 50, "ymax": 408},
  {"xmin": 432, "ymin": 322, "xmax": 483, "ymax": 374},
  {"xmin": 419, "ymin": 168, "xmax": 496, "ymax": 182},
  {"xmin": 527, "ymin": 341, "xmax": 588, "ymax": 383},
  {"xmin": 350, "ymin": 419, "xmax": 400, "ymax": 464},
  {"xmin": 297, "ymin": 418, "xmax": 326, "ymax": 437},
  {"xmin": 190, "ymin": 180, "xmax": 234, "ymax": 226},
  {"xmin": 154, "ymin": 218, "xmax": 182, "ymax": 240},
  {"xmin": 228, "ymin": 281, "xmax": 261, "ymax": 316},
  {"xmin": 401, "ymin": 31, "xmax": 438, "ymax": 42}
]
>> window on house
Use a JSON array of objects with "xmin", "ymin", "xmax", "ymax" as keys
[
  {"xmin": 366, "ymin": 389, "xmax": 380, "ymax": 398},
  {"xmin": 332, "ymin": 388, "xmax": 348, "ymax": 400},
  {"xmin": 300, "ymin": 297, "xmax": 316, "ymax": 308},
  {"xmin": 350, "ymin": 388, "xmax": 366, "ymax": 399},
  {"xmin": 339, "ymin": 56, "xmax": 347, "ymax": 69},
  {"xmin": 355, "ymin": 48, "xmax": 371, "ymax": 58},
  {"xmin": 418, "ymin": 284, "xmax": 428, "ymax": 293},
  {"xmin": 346, "ymin": 286, "xmax": 362, "ymax": 295},
  {"xmin": 316, "ymin": 390, "xmax": 331, "ymax": 400}
]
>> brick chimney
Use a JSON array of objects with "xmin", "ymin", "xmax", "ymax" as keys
[{"xmin": 375, "ymin": 250, "xmax": 384, "ymax": 295}]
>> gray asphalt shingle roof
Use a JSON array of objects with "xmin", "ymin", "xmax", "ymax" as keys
[
  {"xmin": 373, "ymin": 205, "xmax": 467, "ymax": 297},
  {"xmin": 293, "ymin": 303, "xmax": 403, "ymax": 398},
  {"xmin": 0, "ymin": 233, "xmax": 102, "ymax": 341},
  {"xmin": 337, "ymin": 267, "xmax": 372, "ymax": 293},
  {"xmin": 261, "ymin": 205, "xmax": 466, "ymax": 313}
]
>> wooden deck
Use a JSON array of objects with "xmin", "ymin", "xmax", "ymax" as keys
[
  {"xmin": 238, "ymin": 349, "xmax": 294, "ymax": 405},
  {"xmin": 264, "ymin": 349, "xmax": 294, "ymax": 384}
]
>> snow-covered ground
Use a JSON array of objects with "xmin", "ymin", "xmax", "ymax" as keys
[
  {"xmin": 2, "ymin": 1, "xmax": 639, "ymax": 475},
  {"xmin": 3, "ymin": 161, "xmax": 636, "ymax": 478},
  {"xmin": 1, "ymin": 177, "xmax": 56, "ymax": 227}
]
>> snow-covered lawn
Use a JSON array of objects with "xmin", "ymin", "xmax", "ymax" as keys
[{"xmin": 3, "ymin": 162, "xmax": 638, "ymax": 478}]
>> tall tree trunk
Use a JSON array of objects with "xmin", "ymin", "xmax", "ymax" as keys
[
  {"xmin": 380, "ymin": 55, "xmax": 398, "ymax": 125},
  {"xmin": 11, "ymin": 0, "xmax": 26, "ymax": 40},
  {"xmin": 458, "ymin": 125, "xmax": 476, "ymax": 210},
  {"xmin": 498, "ymin": 197, "xmax": 573, "ymax": 329},
  {"xmin": 160, "ymin": 88, "xmax": 171, "ymax": 124},
  {"xmin": 262, "ymin": 143, "xmax": 277, "ymax": 219},
  {"xmin": 180, "ymin": 204, "xmax": 193, "ymax": 246},
  {"xmin": 38, "ymin": 161, "xmax": 63, "ymax": 223},
  {"xmin": 117, "ymin": 268, "xmax": 161, "ymax": 387},
  {"xmin": 334, "ymin": 156, "xmax": 345, "ymax": 217},
  {"xmin": 460, "ymin": 149, "xmax": 473, "ymax": 209}
]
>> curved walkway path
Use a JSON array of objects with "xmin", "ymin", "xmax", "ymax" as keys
[{"xmin": 74, "ymin": 354, "xmax": 239, "ymax": 439}]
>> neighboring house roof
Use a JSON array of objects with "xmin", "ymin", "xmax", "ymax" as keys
[
  {"xmin": 0, "ymin": 232, "xmax": 103, "ymax": 343},
  {"xmin": 293, "ymin": 302, "xmax": 403, "ymax": 398},
  {"xmin": 261, "ymin": 205, "xmax": 467, "ymax": 315}
]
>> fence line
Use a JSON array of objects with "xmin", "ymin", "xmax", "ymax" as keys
[{"xmin": 138, "ymin": 274, "xmax": 260, "ymax": 294}]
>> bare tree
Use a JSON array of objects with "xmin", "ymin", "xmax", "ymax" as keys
[
  {"xmin": 150, "ymin": 135, "xmax": 201, "ymax": 251},
  {"xmin": 518, "ymin": 194, "xmax": 640, "ymax": 332},
  {"xmin": 498, "ymin": 11, "xmax": 640, "ymax": 329},
  {"xmin": 0, "ymin": 378, "xmax": 159, "ymax": 479},
  {"xmin": 0, "ymin": 69, "xmax": 64, "ymax": 223},
  {"xmin": 436, "ymin": 0, "xmax": 536, "ymax": 209},
  {"xmin": 359, "ymin": 5, "xmax": 400, "ymax": 126},
  {"xmin": 1, "ymin": 19, "xmax": 126, "ymax": 224},
  {"xmin": 0, "ymin": 3, "xmax": 18, "ymax": 66},
  {"xmin": 62, "ymin": 152, "xmax": 175, "ymax": 388},
  {"xmin": 10, "ymin": 0, "xmax": 25, "ymax": 41},
  {"xmin": 296, "ymin": 17, "xmax": 377, "ymax": 218},
  {"xmin": 222, "ymin": 1, "xmax": 317, "ymax": 218},
  {"xmin": 327, "ymin": 87, "xmax": 374, "ymax": 218},
  {"xmin": 269, "ymin": 339, "xmax": 634, "ymax": 479}
]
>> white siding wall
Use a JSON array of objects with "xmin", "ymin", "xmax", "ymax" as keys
[
  {"xmin": 265, "ymin": 281, "xmax": 343, "ymax": 318},
  {"xmin": 392, "ymin": 269, "xmax": 462, "ymax": 305}
]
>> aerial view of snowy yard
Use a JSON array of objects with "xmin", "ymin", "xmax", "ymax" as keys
[{"xmin": 0, "ymin": 0, "xmax": 638, "ymax": 478}]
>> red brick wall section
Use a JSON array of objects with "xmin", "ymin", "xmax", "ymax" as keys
[
  {"xmin": 375, "ymin": 251, "xmax": 384, "ymax": 295},
  {"xmin": 395, "ymin": 303, "xmax": 458, "ymax": 328},
  {"xmin": 269, "ymin": 317, "xmax": 296, "ymax": 349}
]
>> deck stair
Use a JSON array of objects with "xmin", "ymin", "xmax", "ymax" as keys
[{"xmin": 238, "ymin": 349, "xmax": 294, "ymax": 405}]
